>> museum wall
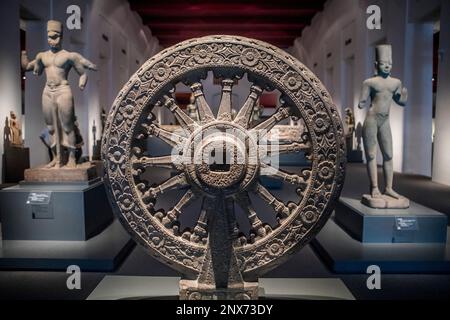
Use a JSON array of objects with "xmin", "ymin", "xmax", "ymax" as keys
[
  {"xmin": 291, "ymin": 0, "xmax": 447, "ymax": 182},
  {"xmin": 84, "ymin": 0, "xmax": 161, "ymax": 160},
  {"xmin": 0, "ymin": 0, "xmax": 161, "ymax": 178},
  {"xmin": 0, "ymin": 1, "xmax": 22, "ymax": 183},
  {"xmin": 432, "ymin": 0, "xmax": 450, "ymax": 186}
]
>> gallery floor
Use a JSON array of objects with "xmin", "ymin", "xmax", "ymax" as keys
[{"xmin": 0, "ymin": 163, "xmax": 449, "ymax": 300}]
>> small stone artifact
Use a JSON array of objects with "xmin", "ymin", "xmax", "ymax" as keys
[
  {"xmin": 9, "ymin": 111, "xmax": 23, "ymax": 147},
  {"xmin": 358, "ymin": 45, "xmax": 409, "ymax": 209},
  {"xmin": 103, "ymin": 35, "xmax": 345, "ymax": 299},
  {"xmin": 21, "ymin": 20, "xmax": 97, "ymax": 169},
  {"xmin": 186, "ymin": 94, "xmax": 199, "ymax": 122},
  {"xmin": 3, "ymin": 117, "xmax": 11, "ymax": 147},
  {"xmin": 344, "ymin": 108, "xmax": 355, "ymax": 151}
]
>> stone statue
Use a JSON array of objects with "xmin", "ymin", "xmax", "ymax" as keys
[
  {"xmin": 100, "ymin": 108, "xmax": 107, "ymax": 137},
  {"xmin": 21, "ymin": 20, "xmax": 97, "ymax": 168},
  {"xmin": 358, "ymin": 45, "xmax": 409, "ymax": 208},
  {"xmin": 251, "ymin": 98, "xmax": 264, "ymax": 123},
  {"xmin": 3, "ymin": 116, "xmax": 11, "ymax": 147},
  {"xmin": 9, "ymin": 111, "xmax": 23, "ymax": 147},
  {"xmin": 344, "ymin": 108, "xmax": 355, "ymax": 151},
  {"xmin": 186, "ymin": 94, "xmax": 199, "ymax": 122}
]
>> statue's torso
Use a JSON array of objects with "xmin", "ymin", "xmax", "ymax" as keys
[
  {"xmin": 367, "ymin": 76, "xmax": 400, "ymax": 115},
  {"xmin": 41, "ymin": 50, "xmax": 72, "ymax": 87}
]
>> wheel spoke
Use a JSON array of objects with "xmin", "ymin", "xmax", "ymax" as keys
[
  {"xmin": 190, "ymin": 197, "xmax": 209, "ymax": 243},
  {"xmin": 161, "ymin": 95, "xmax": 199, "ymax": 132},
  {"xmin": 251, "ymin": 106, "xmax": 291, "ymax": 137},
  {"xmin": 142, "ymin": 123, "xmax": 186, "ymax": 147},
  {"xmin": 235, "ymin": 192, "xmax": 271, "ymax": 240},
  {"xmin": 161, "ymin": 189, "xmax": 197, "ymax": 227},
  {"xmin": 260, "ymin": 163, "xmax": 307, "ymax": 187},
  {"xmin": 253, "ymin": 182, "xmax": 295, "ymax": 219},
  {"xmin": 233, "ymin": 85, "xmax": 263, "ymax": 128},
  {"xmin": 191, "ymin": 83, "xmax": 215, "ymax": 123},
  {"xmin": 217, "ymin": 79, "xmax": 235, "ymax": 121},
  {"xmin": 143, "ymin": 173, "xmax": 188, "ymax": 200},
  {"xmin": 133, "ymin": 155, "xmax": 181, "ymax": 169},
  {"xmin": 260, "ymin": 141, "xmax": 311, "ymax": 159}
]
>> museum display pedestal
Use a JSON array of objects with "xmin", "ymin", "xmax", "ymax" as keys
[
  {"xmin": 361, "ymin": 194, "xmax": 410, "ymax": 209},
  {"xmin": 179, "ymin": 279, "xmax": 259, "ymax": 300},
  {"xmin": 0, "ymin": 183, "xmax": 15, "ymax": 190},
  {"xmin": 312, "ymin": 218, "xmax": 450, "ymax": 273},
  {"xmin": 315, "ymin": 197, "xmax": 450, "ymax": 273},
  {"xmin": 87, "ymin": 276, "xmax": 355, "ymax": 300},
  {"xmin": 24, "ymin": 162, "xmax": 99, "ymax": 183},
  {"xmin": 0, "ymin": 164, "xmax": 135, "ymax": 271},
  {"xmin": 335, "ymin": 197, "xmax": 447, "ymax": 243},
  {"xmin": 2, "ymin": 145, "xmax": 30, "ymax": 183},
  {"xmin": 0, "ymin": 220, "xmax": 135, "ymax": 271},
  {"xmin": 0, "ymin": 179, "xmax": 113, "ymax": 240}
]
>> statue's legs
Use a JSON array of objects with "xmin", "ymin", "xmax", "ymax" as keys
[
  {"xmin": 42, "ymin": 87, "xmax": 60, "ymax": 168},
  {"xmin": 378, "ymin": 117, "xmax": 400, "ymax": 198},
  {"xmin": 362, "ymin": 112, "xmax": 381, "ymax": 197},
  {"xmin": 56, "ymin": 86, "xmax": 77, "ymax": 168}
]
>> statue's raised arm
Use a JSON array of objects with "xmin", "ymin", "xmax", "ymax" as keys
[
  {"xmin": 21, "ymin": 50, "xmax": 34, "ymax": 71},
  {"xmin": 21, "ymin": 51, "xmax": 44, "ymax": 75}
]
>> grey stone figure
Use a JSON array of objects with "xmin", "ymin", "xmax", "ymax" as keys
[
  {"xmin": 344, "ymin": 107, "xmax": 355, "ymax": 151},
  {"xmin": 21, "ymin": 20, "xmax": 97, "ymax": 168},
  {"xmin": 358, "ymin": 45, "xmax": 409, "ymax": 208},
  {"xmin": 3, "ymin": 117, "xmax": 11, "ymax": 147},
  {"xmin": 186, "ymin": 94, "xmax": 199, "ymax": 122}
]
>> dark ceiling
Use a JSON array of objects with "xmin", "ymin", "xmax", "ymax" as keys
[{"xmin": 129, "ymin": 0, "xmax": 326, "ymax": 49}]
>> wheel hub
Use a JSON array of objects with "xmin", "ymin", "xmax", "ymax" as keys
[{"xmin": 184, "ymin": 121, "xmax": 259, "ymax": 195}]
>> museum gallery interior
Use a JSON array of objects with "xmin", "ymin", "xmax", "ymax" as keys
[{"xmin": 0, "ymin": 0, "xmax": 449, "ymax": 300}]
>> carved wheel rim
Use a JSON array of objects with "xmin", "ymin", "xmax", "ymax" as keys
[{"xmin": 102, "ymin": 35, "xmax": 346, "ymax": 280}]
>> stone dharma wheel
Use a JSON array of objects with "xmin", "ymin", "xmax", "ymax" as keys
[{"xmin": 102, "ymin": 35, "xmax": 346, "ymax": 299}]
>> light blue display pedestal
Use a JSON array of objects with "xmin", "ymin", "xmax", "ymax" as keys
[
  {"xmin": 335, "ymin": 197, "xmax": 448, "ymax": 243},
  {"xmin": 312, "ymin": 218, "xmax": 450, "ymax": 274},
  {"xmin": 0, "ymin": 180, "xmax": 113, "ymax": 241}
]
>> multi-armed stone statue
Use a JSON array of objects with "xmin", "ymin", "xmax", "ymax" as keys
[
  {"xmin": 358, "ymin": 45, "xmax": 409, "ymax": 208},
  {"xmin": 21, "ymin": 20, "xmax": 97, "ymax": 168}
]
